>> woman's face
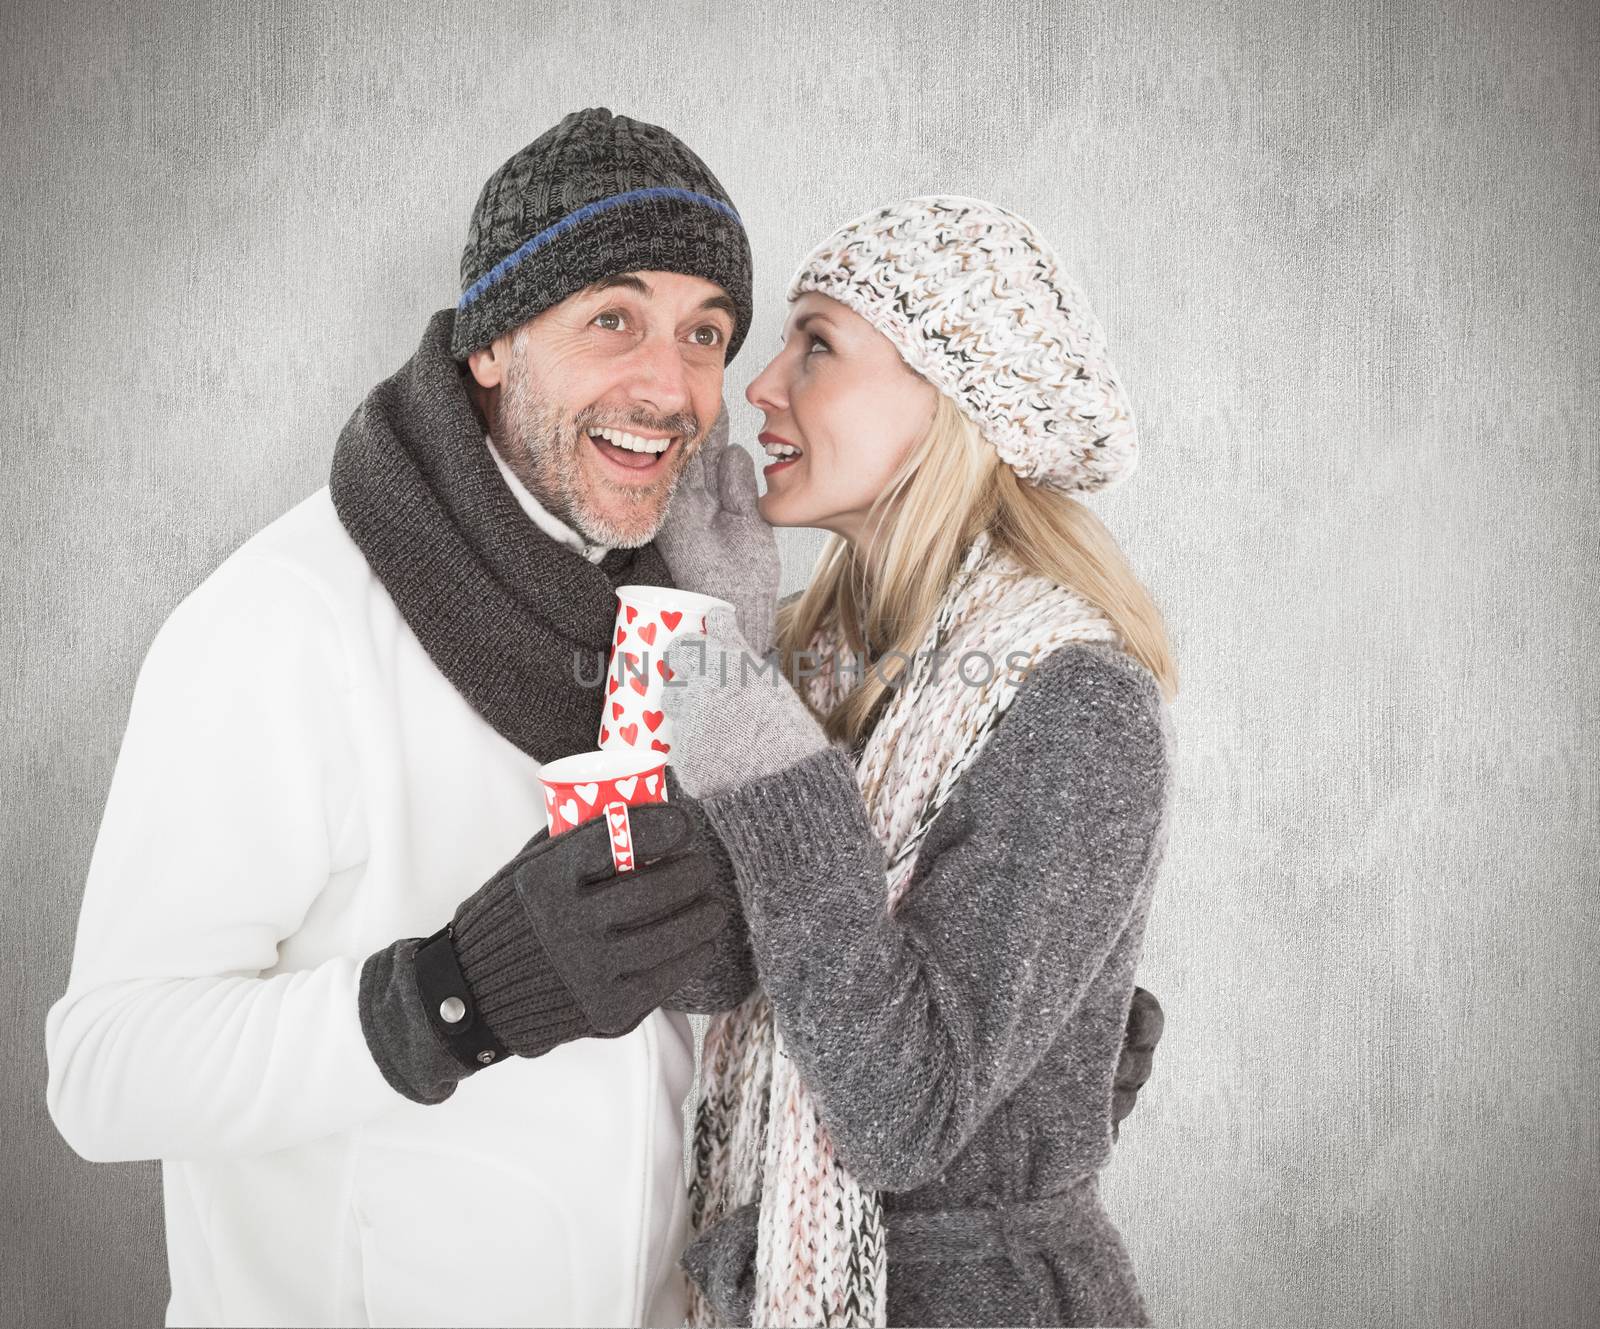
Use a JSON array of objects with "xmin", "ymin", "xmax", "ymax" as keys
[{"xmin": 745, "ymin": 292, "xmax": 937, "ymax": 544}]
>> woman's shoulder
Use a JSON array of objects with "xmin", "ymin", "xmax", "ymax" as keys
[
  {"xmin": 1019, "ymin": 638, "xmax": 1164, "ymax": 710},
  {"xmin": 980, "ymin": 639, "xmax": 1173, "ymax": 793}
]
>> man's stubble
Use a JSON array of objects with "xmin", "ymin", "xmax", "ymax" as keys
[{"xmin": 491, "ymin": 333, "xmax": 701, "ymax": 550}]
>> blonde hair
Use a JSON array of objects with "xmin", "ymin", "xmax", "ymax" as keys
[{"xmin": 778, "ymin": 392, "xmax": 1179, "ymax": 747}]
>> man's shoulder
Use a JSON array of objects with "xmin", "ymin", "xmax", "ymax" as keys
[
  {"xmin": 232, "ymin": 484, "xmax": 368, "ymax": 589},
  {"xmin": 151, "ymin": 487, "xmax": 373, "ymax": 667}
]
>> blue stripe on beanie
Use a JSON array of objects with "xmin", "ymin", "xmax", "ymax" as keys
[{"xmin": 458, "ymin": 187, "xmax": 743, "ymax": 312}]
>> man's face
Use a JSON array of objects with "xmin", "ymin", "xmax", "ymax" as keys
[{"xmin": 469, "ymin": 271, "xmax": 736, "ymax": 548}]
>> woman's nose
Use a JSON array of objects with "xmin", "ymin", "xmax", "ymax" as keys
[{"xmin": 745, "ymin": 351, "xmax": 787, "ymax": 413}]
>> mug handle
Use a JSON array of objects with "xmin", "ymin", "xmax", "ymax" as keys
[{"xmin": 604, "ymin": 800, "xmax": 635, "ymax": 873}]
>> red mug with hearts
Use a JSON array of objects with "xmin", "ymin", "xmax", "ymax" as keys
[
  {"xmin": 537, "ymin": 749, "xmax": 670, "ymax": 874},
  {"xmin": 599, "ymin": 585, "xmax": 734, "ymax": 758}
]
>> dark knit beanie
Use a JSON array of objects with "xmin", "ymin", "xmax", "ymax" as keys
[{"xmin": 450, "ymin": 107, "xmax": 754, "ymax": 364}]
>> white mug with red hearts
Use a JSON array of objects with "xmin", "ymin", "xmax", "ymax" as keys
[
  {"xmin": 536, "ymin": 748, "xmax": 670, "ymax": 874},
  {"xmin": 598, "ymin": 585, "xmax": 734, "ymax": 758}
]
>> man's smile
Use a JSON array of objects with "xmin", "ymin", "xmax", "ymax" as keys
[{"xmin": 585, "ymin": 426, "xmax": 681, "ymax": 477}]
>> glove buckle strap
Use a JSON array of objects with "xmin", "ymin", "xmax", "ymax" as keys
[{"xmin": 414, "ymin": 924, "xmax": 510, "ymax": 1071}]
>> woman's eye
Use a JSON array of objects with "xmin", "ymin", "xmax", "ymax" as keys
[
  {"xmin": 807, "ymin": 335, "xmax": 830, "ymax": 355},
  {"xmin": 593, "ymin": 310, "xmax": 625, "ymax": 332}
]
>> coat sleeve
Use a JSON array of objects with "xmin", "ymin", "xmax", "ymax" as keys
[
  {"xmin": 44, "ymin": 553, "xmax": 397, "ymax": 1163},
  {"xmin": 698, "ymin": 642, "xmax": 1175, "ymax": 1191},
  {"xmin": 659, "ymin": 592, "xmax": 806, "ymax": 1014}
]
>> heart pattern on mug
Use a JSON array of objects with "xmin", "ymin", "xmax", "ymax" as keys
[
  {"xmin": 597, "ymin": 595, "xmax": 723, "ymax": 756},
  {"xmin": 540, "ymin": 764, "xmax": 668, "ymax": 841}
]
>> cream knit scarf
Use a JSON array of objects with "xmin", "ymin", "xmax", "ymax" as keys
[{"xmin": 685, "ymin": 528, "xmax": 1121, "ymax": 1328}]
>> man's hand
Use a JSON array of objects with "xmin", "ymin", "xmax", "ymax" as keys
[
  {"xmin": 654, "ymin": 405, "xmax": 782, "ymax": 659},
  {"xmin": 359, "ymin": 802, "xmax": 729, "ymax": 1104},
  {"xmin": 1111, "ymin": 986, "xmax": 1164, "ymax": 1139}
]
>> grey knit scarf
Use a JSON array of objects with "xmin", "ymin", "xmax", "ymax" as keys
[{"xmin": 329, "ymin": 307, "xmax": 676, "ymax": 763}]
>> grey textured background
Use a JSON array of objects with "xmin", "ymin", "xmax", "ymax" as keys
[{"xmin": 4, "ymin": 1, "xmax": 1596, "ymax": 1326}]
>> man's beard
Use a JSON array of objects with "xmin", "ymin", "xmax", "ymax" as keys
[{"xmin": 491, "ymin": 341, "xmax": 701, "ymax": 549}]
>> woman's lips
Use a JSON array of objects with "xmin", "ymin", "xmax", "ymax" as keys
[{"xmin": 759, "ymin": 431, "xmax": 802, "ymax": 475}]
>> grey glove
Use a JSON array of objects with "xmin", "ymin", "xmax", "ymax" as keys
[
  {"xmin": 360, "ymin": 801, "xmax": 729, "ymax": 1104},
  {"xmin": 659, "ymin": 606, "xmax": 832, "ymax": 798},
  {"xmin": 654, "ymin": 404, "xmax": 783, "ymax": 660}
]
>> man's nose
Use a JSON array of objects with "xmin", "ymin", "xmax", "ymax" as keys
[{"xmin": 624, "ymin": 332, "xmax": 694, "ymax": 418}]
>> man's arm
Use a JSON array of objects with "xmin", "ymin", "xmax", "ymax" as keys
[
  {"xmin": 46, "ymin": 553, "xmax": 733, "ymax": 1152},
  {"xmin": 45, "ymin": 554, "xmax": 395, "ymax": 1161}
]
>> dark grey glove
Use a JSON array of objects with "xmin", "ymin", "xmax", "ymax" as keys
[
  {"xmin": 661, "ymin": 765, "xmax": 757, "ymax": 1014},
  {"xmin": 680, "ymin": 1200, "xmax": 760, "ymax": 1327},
  {"xmin": 360, "ymin": 800, "xmax": 728, "ymax": 1104},
  {"xmin": 1111, "ymin": 985, "xmax": 1164, "ymax": 1139}
]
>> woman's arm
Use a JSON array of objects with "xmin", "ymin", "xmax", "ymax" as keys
[
  {"xmin": 660, "ymin": 768, "xmax": 758, "ymax": 1013},
  {"xmin": 698, "ymin": 641, "xmax": 1175, "ymax": 1191}
]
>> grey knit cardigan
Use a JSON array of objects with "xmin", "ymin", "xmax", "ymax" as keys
[{"xmin": 677, "ymin": 638, "xmax": 1177, "ymax": 1328}]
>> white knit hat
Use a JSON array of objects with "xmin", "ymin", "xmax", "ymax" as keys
[{"xmin": 786, "ymin": 195, "xmax": 1139, "ymax": 495}]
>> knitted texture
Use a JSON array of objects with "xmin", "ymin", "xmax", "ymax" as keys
[
  {"xmin": 451, "ymin": 875, "xmax": 587, "ymax": 1055},
  {"xmin": 684, "ymin": 529, "xmax": 1153, "ymax": 1327},
  {"xmin": 451, "ymin": 107, "xmax": 754, "ymax": 362},
  {"xmin": 787, "ymin": 196, "xmax": 1138, "ymax": 495},
  {"xmin": 660, "ymin": 764, "xmax": 761, "ymax": 1016}
]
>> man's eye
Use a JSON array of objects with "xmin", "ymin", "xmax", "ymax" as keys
[
  {"xmin": 594, "ymin": 310, "xmax": 625, "ymax": 331},
  {"xmin": 690, "ymin": 326, "xmax": 725, "ymax": 347}
]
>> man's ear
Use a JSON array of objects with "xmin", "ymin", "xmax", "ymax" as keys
[{"xmin": 466, "ymin": 335, "xmax": 509, "ymax": 390}]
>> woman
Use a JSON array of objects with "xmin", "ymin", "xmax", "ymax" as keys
[{"xmin": 655, "ymin": 196, "xmax": 1178, "ymax": 1328}]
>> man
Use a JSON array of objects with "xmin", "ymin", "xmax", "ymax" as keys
[{"xmin": 45, "ymin": 107, "xmax": 1161, "ymax": 1327}]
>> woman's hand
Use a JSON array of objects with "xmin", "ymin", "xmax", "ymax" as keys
[
  {"xmin": 654, "ymin": 406, "xmax": 782, "ymax": 660},
  {"xmin": 659, "ymin": 607, "xmax": 832, "ymax": 799}
]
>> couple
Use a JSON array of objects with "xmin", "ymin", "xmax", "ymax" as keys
[{"xmin": 45, "ymin": 107, "xmax": 1176, "ymax": 1328}]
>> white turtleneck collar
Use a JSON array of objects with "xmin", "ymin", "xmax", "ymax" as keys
[{"xmin": 484, "ymin": 433, "xmax": 611, "ymax": 565}]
